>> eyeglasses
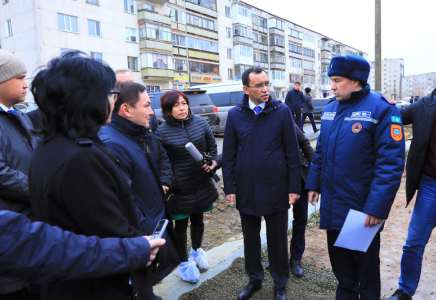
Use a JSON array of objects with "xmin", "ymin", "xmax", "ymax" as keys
[
  {"xmin": 109, "ymin": 90, "xmax": 120, "ymax": 99},
  {"xmin": 247, "ymin": 82, "xmax": 272, "ymax": 90}
]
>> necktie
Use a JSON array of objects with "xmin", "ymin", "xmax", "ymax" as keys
[
  {"xmin": 254, "ymin": 106, "xmax": 261, "ymax": 116},
  {"xmin": 7, "ymin": 109, "xmax": 17, "ymax": 116}
]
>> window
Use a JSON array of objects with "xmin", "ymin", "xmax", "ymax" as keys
[
  {"xmin": 225, "ymin": 6, "xmax": 231, "ymax": 17},
  {"xmin": 186, "ymin": 0, "xmax": 217, "ymax": 10},
  {"xmin": 5, "ymin": 19, "xmax": 12, "ymax": 37},
  {"xmin": 270, "ymin": 18, "xmax": 284, "ymax": 30},
  {"xmin": 186, "ymin": 14, "xmax": 216, "ymax": 31},
  {"xmin": 227, "ymin": 48, "xmax": 232, "ymax": 59},
  {"xmin": 303, "ymin": 48, "xmax": 314, "ymax": 57},
  {"xmin": 235, "ymin": 65, "xmax": 251, "ymax": 78},
  {"xmin": 172, "ymin": 34, "xmax": 186, "ymax": 47},
  {"xmin": 87, "ymin": 0, "xmax": 98, "ymax": 4},
  {"xmin": 302, "ymin": 34, "xmax": 314, "ymax": 43},
  {"xmin": 270, "ymin": 35, "xmax": 284, "ymax": 47},
  {"xmin": 253, "ymin": 52, "xmax": 268, "ymax": 63},
  {"xmin": 290, "ymin": 29, "xmax": 300, "ymax": 38},
  {"xmin": 152, "ymin": 53, "xmax": 169, "ymax": 69},
  {"xmin": 127, "ymin": 56, "xmax": 138, "ymax": 71},
  {"xmin": 228, "ymin": 69, "xmax": 233, "ymax": 79},
  {"xmin": 170, "ymin": 8, "xmax": 184, "ymax": 23},
  {"xmin": 271, "ymin": 71, "xmax": 285, "ymax": 80},
  {"xmin": 237, "ymin": 5, "xmax": 250, "ymax": 17},
  {"xmin": 238, "ymin": 45, "xmax": 253, "ymax": 58},
  {"xmin": 290, "ymin": 58, "xmax": 302, "ymax": 69},
  {"xmin": 252, "ymin": 15, "xmax": 267, "ymax": 28},
  {"xmin": 303, "ymin": 61, "xmax": 314, "ymax": 70},
  {"xmin": 173, "ymin": 59, "xmax": 188, "ymax": 71},
  {"xmin": 234, "ymin": 25, "xmax": 252, "ymax": 38},
  {"xmin": 271, "ymin": 53, "xmax": 285, "ymax": 63},
  {"xmin": 91, "ymin": 52, "xmax": 102, "ymax": 60},
  {"xmin": 187, "ymin": 37, "xmax": 218, "ymax": 52},
  {"xmin": 125, "ymin": 27, "xmax": 137, "ymax": 42},
  {"xmin": 143, "ymin": 3, "xmax": 155, "ymax": 11},
  {"xmin": 58, "ymin": 13, "xmax": 78, "ymax": 33},
  {"xmin": 289, "ymin": 43, "xmax": 302, "ymax": 54},
  {"xmin": 124, "ymin": 0, "xmax": 134, "ymax": 13},
  {"xmin": 189, "ymin": 61, "xmax": 219, "ymax": 74},
  {"xmin": 147, "ymin": 86, "xmax": 160, "ymax": 93},
  {"xmin": 140, "ymin": 24, "xmax": 171, "ymax": 42},
  {"xmin": 226, "ymin": 27, "xmax": 232, "ymax": 38},
  {"xmin": 88, "ymin": 20, "xmax": 101, "ymax": 37}
]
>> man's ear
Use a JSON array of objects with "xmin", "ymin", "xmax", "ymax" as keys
[
  {"xmin": 119, "ymin": 103, "xmax": 131, "ymax": 118},
  {"xmin": 243, "ymin": 86, "xmax": 250, "ymax": 95}
]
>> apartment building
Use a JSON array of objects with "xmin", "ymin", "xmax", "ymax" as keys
[
  {"xmin": 0, "ymin": 0, "xmax": 367, "ymax": 101},
  {"xmin": 401, "ymin": 72, "xmax": 436, "ymax": 98},
  {"xmin": 368, "ymin": 58, "xmax": 404, "ymax": 99}
]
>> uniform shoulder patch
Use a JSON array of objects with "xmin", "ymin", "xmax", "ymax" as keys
[
  {"xmin": 391, "ymin": 124, "xmax": 403, "ymax": 141},
  {"xmin": 381, "ymin": 94, "xmax": 396, "ymax": 105}
]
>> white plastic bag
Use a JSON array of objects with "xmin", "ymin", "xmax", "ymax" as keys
[
  {"xmin": 190, "ymin": 248, "xmax": 209, "ymax": 273},
  {"xmin": 178, "ymin": 258, "xmax": 200, "ymax": 283}
]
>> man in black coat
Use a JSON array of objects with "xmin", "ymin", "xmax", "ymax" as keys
[
  {"xmin": 285, "ymin": 81, "xmax": 305, "ymax": 129},
  {"xmin": 387, "ymin": 88, "xmax": 436, "ymax": 300}
]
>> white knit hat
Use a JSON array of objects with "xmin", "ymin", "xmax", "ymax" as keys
[{"xmin": 0, "ymin": 49, "xmax": 27, "ymax": 84}]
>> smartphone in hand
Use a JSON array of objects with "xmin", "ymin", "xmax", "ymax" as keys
[{"xmin": 151, "ymin": 219, "xmax": 169, "ymax": 240}]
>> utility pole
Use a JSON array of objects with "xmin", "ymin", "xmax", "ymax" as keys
[{"xmin": 375, "ymin": 0, "xmax": 381, "ymax": 94}]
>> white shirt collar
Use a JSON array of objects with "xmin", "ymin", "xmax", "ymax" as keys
[
  {"xmin": 0, "ymin": 103, "xmax": 12, "ymax": 112},
  {"xmin": 248, "ymin": 98, "xmax": 265, "ymax": 111}
]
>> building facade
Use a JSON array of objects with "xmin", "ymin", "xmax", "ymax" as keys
[
  {"xmin": 401, "ymin": 72, "xmax": 436, "ymax": 98},
  {"xmin": 0, "ymin": 0, "xmax": 367, "ymax": 101},
  {"xmin": 369, "ymin": 58, "xmax": 404, "ymax": 100}
]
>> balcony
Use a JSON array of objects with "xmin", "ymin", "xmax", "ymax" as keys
[
  {"xmin": 303, "ymin": 56, "xmax": 315, "ymax": 63},
  {"xmin": 233, "ymin": 36, "xmax": 253, "ymax": 46},
  {"xmin": 269, "ymin": 28, "xmax": 284, "ymax": 36},
  {"xmin": 185, "ymin": 1, "xmax": 217, "ymax": 18},
  {"xmin": 254, "ymin": 61, "xmax": 268, "ymax": 69},
  {"xmin": 270, "ymin": 62, "xmax": 285, "ymax": 70},
  {"xmin": 289, "ymin": 51, "xmax": 303, "ymax": 60},
  {"xmin": 140, "ymin": 40, "xmax": 173, "ymax": 52},
  {"xmin": 171, "ymin": 22, "xmax": 186, "ymax": 31},
  {"xmin": 188, "ymin": 49, "xmax": 219, "ymax": 61},
  {"xmin": 138, "ymin": 11, "xmax": 171, "ymax": 26},
  {"xmin": 304, "ymin": 69, "xmax": 315, "ymax": 76},
  {"xmin": 321, "ymin": 70, "xmax": 328, "ymax": 76},
  {"xmin": 173, "ymin": 47, "xmax": 187, "ymax": 56},
  {"xmin": 320, "ymin": 44, "xmax": 331, "ymax": 52},
  {"xmin": 271, "ymin": 77, "xmax": 287, "ymax": 88},
  {"xmin": 253, "ymin": 42, "xmax": 268, "ymax": 51},
  {"xmin": 288, "ymin": 36, "xmax": 302, "ymax": 44},
  {"xmin": 321, "ymin": 58, "xmax": 331, "ymax": 64},
  {"xmin": 141, "ymin": 0, "xmax": 169, "ymax": 5},
  {"xmin": 187, "ymin": 25, "xmax": 218, "ymax": 39},
  {"xmin": 270, "ymin": 46, "xmax": 285, "ymax": 54},
  {"xmin": 141, "ymin": 68, "xmax": 175, "ymax": 80}
]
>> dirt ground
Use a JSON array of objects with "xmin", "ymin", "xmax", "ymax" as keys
[{"xmin": 181, "ymin": 173, "xmax": 436, "ymax": 299}]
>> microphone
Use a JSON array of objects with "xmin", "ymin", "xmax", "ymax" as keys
[{"xmin": 185, "ymin": 142, "xmax": 220, "ymax": 182}]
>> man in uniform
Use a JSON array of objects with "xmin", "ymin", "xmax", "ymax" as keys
[{"xmin": 306, "ymin": 54, "xmax": 405, "ymax": 299}]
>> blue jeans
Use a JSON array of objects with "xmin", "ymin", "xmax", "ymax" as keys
[{"xmin": 399, "ymin": 173, "xmax": 436, "ymax": 296}]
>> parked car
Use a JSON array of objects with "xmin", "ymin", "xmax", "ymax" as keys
[
  {"xmin": 188, "ymin": 81, "xmax": 277, "ymax": 135},
  {"xmin": 15, "ymin": 102, "xmax": 38, "ymax": 113},
  {"xmin": 312, "ymin": 97, "xmax": 333, "ymax": 119},
  {"xmin": 148, "ymin": 89, "xmax": 220, "ymax": 133}
]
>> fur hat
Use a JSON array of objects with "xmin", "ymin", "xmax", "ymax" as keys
[
  {"xmin": 0, "ymin": 50, "xmax": 27, "ymax": 84},
  {"xmin": 328, "ymin": 54, "xmax": 370, "ymax": 83}
]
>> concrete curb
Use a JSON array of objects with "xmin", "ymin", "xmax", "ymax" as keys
[{"xmin": 154, "ymin": 201, "xmax": 321, "ymax": 299}]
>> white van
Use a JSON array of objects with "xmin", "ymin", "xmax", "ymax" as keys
[{"xmin": 188, "ymin": 81, "xmax": 276, "ymax": 134}]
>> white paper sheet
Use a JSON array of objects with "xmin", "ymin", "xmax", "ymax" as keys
[{"xmin": 334, "ymin": 209, "xmax": 384, "ymax": 252}]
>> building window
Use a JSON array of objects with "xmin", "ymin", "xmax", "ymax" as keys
[
  {"xmin": 189, "ymin": 61, "xmax": 219, "ymax": 74},
  {"xmin": 172, "ymin": 34, "xmax": 186, "ymax": 47},
  {"xmin": 144, "ymin": 3, "xmax": 155, "ymax": 11},
  {"xmin": 91, "ymin": 52, "xmax": 102, "ymax": 60},
  {"xmin": 228, "ymin": 69, "xmax": 233, "ymax": 79},
  {"xmin": 271, "ymin": 53, "xmax": 285, "ymax": 63},
  {"xmin": 237, "ymin": 45, "xmax": 253, "ymax": 58},
  {"xmin": 290, "ymin": 29, "xmax": 300, "ymax": 39},
  {"xmin": 125, "ymin": 27, "xmax": 137, "ymax": 42},
  {"xmin": 124, "ymin": 0, "xmax": 134, "ymax": 13},
  {"xmin": 5, "ymin": 19, "xmax": 12, "ymax": 37},
  {"xmin": 173, "ymin": 59, "xmax": 188, "ymax": 71},
  {"xmin": 127, "ymin": 56, "xmax": 138, "ymax": 71},
  {"xmin": 147, "ymin": 86, "xmax": 160, "ymax": 92},
  {"xmin": 303, "ymin": 61, "xmax": 314, "ymax": 70},
  {"xmin": 290, "ymin": 58, "xmax": 302, "ymax": 69},
  {"xmin": 58, "ymin": 13, "xmax": 78, "ymax": 33},
  {"xmin": 170, "ymin": 8, "xmax": 184, "ymax": 23},
  {"xmin": 86, "ymin": 0, "xmax": 98, "ymax": 4},
  {"xmin": 187, "ymin": 37, "xmax": 219, "ymax": 52},
  {"xmin": 234, "ymin": 25, "xmax": 252, "ymax": 38},
  {"xmin": 139, "ymin": 24, "xmax": 171, "ymax": 42},
  {"xmin": 186, "ymin": 14, "xmax": 216, "ymax": 31},
  {"xmin": 303, "ymin": 48, "xmax": 314, "ymax": 57},
  {"xmin": 237, "ymin": 4, "xmax": 250, "ymax": 17},
  {"xmin": 88, "ymin": 20, "xmax": 101, "ymax": 37},
  {"xmin": 270, "ymin": 35, "xmax": 284, "ymax": 47},
  {"xmin": 289, "ymin": 43, "xmax": 302, "ymax": 54},
  {"xmin": 271, "ymin": 70, "xmax": 285, "ymax": 80},
  {"xmin": 269, "ymin": 18, "xmax": 284, "ymax": 30},
  {"xmin": 302, "ymin": 34, "xmax": 314, "ymax": 43},
  {"xmin": 186, "ymin": 0, "xmax": 217, "ymax": 10},
  {"xmin": 225, "ymin": 6, "xmax": 231, "ymax": 17},
  {"xmin": 226, "ymin": 27, "xmax": 232, "ymax": 38},
  {"xmin": 227, "ymin": 48, "xmax": 232, "ymax": 59}
]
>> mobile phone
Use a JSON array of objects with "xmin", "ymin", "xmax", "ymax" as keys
[{"xmin": 150, "ymin": 219, "xmax": 169, "ymax": 240}]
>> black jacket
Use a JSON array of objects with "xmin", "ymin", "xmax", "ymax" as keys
[
  {"xmin": 29, "ymin": 135, "xmax": 152, "ymax": 300},
  {"xmin": 155, "ymin": 113, "xmax": 219, "ymax": 215},
  {"xmin": 401, "ymin": 88, "xmax": 436, "ymax": 205},
  {"xmin": 295, "ymin": 126, "xmax": 314, "ymax": 181},
  {"xmin": 285, "ymin": 89, "xmax": 305, "ymax": 113}
]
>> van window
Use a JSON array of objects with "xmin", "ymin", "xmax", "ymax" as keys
[
  {"xmin": 230, "ymin": 92, "xmax": 244, "ymax": 106},
  {"xmin": 148, "ymin": 94, "xmax": 161, "ymax": 110},
  {"xmin": 184, "ymin": 92, "xmax": 212, "ymax": 107},
  {"xmin": 209, "ymin": 93, "xmax": 230, "ymax": 106}
]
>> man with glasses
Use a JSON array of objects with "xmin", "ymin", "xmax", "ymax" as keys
[{"xmin": 223, "ymin": 67, "xmax": 301, "ymax": 300}]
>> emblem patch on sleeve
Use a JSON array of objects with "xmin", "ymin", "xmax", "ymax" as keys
[
  {"xmin": 391, "ymin": 124, "xmax": 403, "ymax": 141},
  {"xmin": 352, "ymin": 122, "xmax": 362, "ymax": 133}
]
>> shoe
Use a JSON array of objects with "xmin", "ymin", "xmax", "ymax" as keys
[
  {"xmin": 274, "ymin": 288, "xmax": 287, "ymax": 300},
  {"xmin": 387, "ymin": 289, "xmax": 412, "ymax": 300},
  {"xmin": 265, "ymin": 262, "xmax": 270, "ymax": 270},
  {"xmin": 237, "ymin": 282, "xmax": 262, "ymax": 300},
  {"xmin": 302, "ymin": 130, "xmax": 305, "ymax": 133},
  {"xmin": 290, "ymin": 259, "xmax": 304, "ymax": 277},
  {"xmin": 152, "ymin": 292, "xmax": 163, "ymax": 300},
  {"xmin": 314, "ymin": 128, "xmax": 319, "ymax": 133}
]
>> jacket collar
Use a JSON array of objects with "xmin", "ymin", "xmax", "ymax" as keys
[
  {"xmin": 236, "ymin": 94, "xmax": 281, "ymax": 114},
  {"xmin": 109, "ymin": 113, "xmax": 148, "ymax": 136},
  {"xmin": 162, "ymin": 109, "xmax": 195, "ymax": 127}
]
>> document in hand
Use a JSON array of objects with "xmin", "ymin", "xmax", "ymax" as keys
[{"xmin": 334, "ymin": 209, "xmax": 384, "ymax": 252}]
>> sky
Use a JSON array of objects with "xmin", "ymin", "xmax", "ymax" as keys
[{"xmin": 248, "ymin": 0, "xmax": 436, "ymax": 76}]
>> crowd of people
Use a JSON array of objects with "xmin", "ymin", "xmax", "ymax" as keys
[{"xmin": 0, "ymin": 48, "xmax": 435, "ymax": 300}]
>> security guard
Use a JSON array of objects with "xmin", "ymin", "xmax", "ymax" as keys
[{"xmin": 305, "ymin": 54, "xmax": 405, "ymax": 300}]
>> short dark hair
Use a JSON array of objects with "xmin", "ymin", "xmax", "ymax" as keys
[
  {"xmin": 294, "ymin": 81, "xmax": 301, "ymax": 85},
  {"xmin": 114, "ymin": 82, "xmax": 146, "ymax": 114},
  {"xmin": 305, "ymin": 87, "xmax": 311, "ymax": 94},
  {"xmin": 31, "ymin": 51, "xmax": 115, "ymax": 142},
  {"xmin": 242, "ymin": 67, "xmax": 265, "ymax": 87},
  {"xmin": 160, "ymin": 90, "xmax": 189, "ymax": 119}
]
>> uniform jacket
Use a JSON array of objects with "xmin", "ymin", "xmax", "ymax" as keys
[
  {"xmin": 155, "ymin": 113, "xmax": 219, "ymax": 215},
  {"xmin": 222, "ymin": 95, "xmax": 301, "ymax": 217},
  {"xmin": 29, "ymin": 135, "xmax": 153, "ymax": 300},
  {"xmin": 285, "ymin": 89, "xmax": 305, "ymax": 113},
  {"xmin": 0, "ymin": 210, "xmax": 151, "ymax": 284},
  {"xmin": 305, "ymin": 85, "xmax": 405, "ymax": 231},
  {"xmin": 99, "ymin": 114, "xmax": 181, "ymax": 284},
  {"xmin": 0, "ymin": 107, "xmax": 36, "ymax": 294},
  {"xmin": 302, "ymin": 94, "xmax": 314, "ymax": 114},
  {"xmin": 401, "ymin": 88, "xmax": 436, "ymax": 205}
]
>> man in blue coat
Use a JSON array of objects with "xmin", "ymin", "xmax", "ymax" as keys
[
  {"xmin": 223, "ymin": 67, "xmax": 301, "ymax": 300},
  {"xmin": 285, "ymin": 81, "xmax": 305, "ymax": 129},
  {"xmin": 99, "ymin": 82, "xmax": 180, "ymax": 299},
  {"xmin": 306, "ymin": 55, "xmax": 405, "ymax": 299}
]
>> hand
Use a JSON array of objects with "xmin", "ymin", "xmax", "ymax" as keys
[
  {"xmin": 226, "ymin": 194, "xmax": 235, "ymax": 205},
  {"xmin": 162, "ymin": 185, "xmax": 169, "ymax": 194},
  {"xmin": 308, "ymin": 191, "xmax": 319, "ymax": 206},
  {"xmin": 289, "ymin": 193, "xmax": 300, "ymax": 205},
  {"xmin": 144, "ymin": 237, "xmax": 166, "ymax": 267},
  {"xmin": 202, "ymin": 161, "xmax": 218, "ymax": 173},
  {"xmin": 365, "ymin": 215, "xmax": 384, "ymax": 228}
]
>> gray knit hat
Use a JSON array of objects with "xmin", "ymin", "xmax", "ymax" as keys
[{"xmin": 0, "ymin": 49, "xmax": 27, "ymax": 84}]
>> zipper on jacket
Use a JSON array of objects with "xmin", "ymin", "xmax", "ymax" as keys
[{"xmin": 182, "ymin": 122, "xmax": 200, "ymax": 208}]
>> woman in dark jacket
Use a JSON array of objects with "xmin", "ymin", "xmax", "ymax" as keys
[
  {"xmin": 28, "ymin": 52, "xmax": 161, "ymax": 300},
  {"xmin": 155, "ymin": 90, "xmax": 219, "ymax": 264}
]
